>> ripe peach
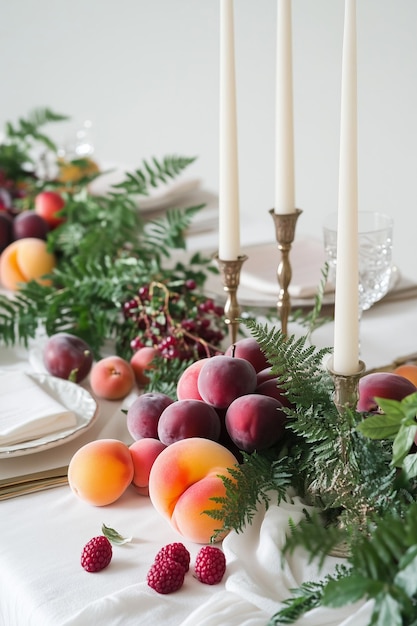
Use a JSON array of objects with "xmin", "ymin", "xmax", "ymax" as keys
[
  {"xmin": 393, "ymin": 364, "xmax": 417, "ymax": 388},
  {"xmin": 90, "ymin": 356, "xmax": 135, "ymax": 400},
  {"xmin": 68, "ymin": 439, "xmax": 134, "ymax": 506},
  {"xmin": 176, "ymin": 359, "xmax": 206, "ymax": 401},
  {"xmin": 225, "ymin": 337, "xmax": 269, "ymax": 373},
  {"xmin": 149, "ymin": 437, "xmax": 238, "ymax": 543},
  {"xmin": 0, "ymin": 237, "xmax": 56, "ymax": 291},
  {"xmin": 129, "ymin": 438, "xmax": 166, "ymax": 496},
  {"xmin": 34, "ymin": 190, "xmax": 66, "ymax": 228},
  {"xmin": 130, "ymin": 346, "xmax": 159, "ymax": 386}
]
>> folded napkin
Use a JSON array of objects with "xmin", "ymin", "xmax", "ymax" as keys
[
  {"xmin": 239, "ymin": 237, "xmax": 332, "ymax": 299},
  {"xmin": 0, "ymin": 372, "xmax": 77, "ymax": 446}
]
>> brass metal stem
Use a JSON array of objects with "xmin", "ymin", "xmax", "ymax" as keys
[
  {"xmin": 269, "ymin": 208, "xmax": 302, "ymax": 335},
  {"xmin": 214, "ymin": 254, "xmax": 248, "ymax": 345}
]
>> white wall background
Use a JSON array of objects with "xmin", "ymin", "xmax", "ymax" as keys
[{"xmin": 1, "ymin": 0, "xmax": 416, "ymax": 280}]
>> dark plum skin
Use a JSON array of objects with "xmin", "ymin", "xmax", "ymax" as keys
[
  {"xmin": 157, "ymin": 399, "xmax": 221, "ymax": 445},
  {"xmin": 127, "ymin": 392, "xmax": 174, "ymax": 440},
  {"xmin": 42, "ymin": 332, "xmax": 93, "ymax": 383},
  {"xmin": 225, "ymin": 337, "xmax": 269, "ymax": 373},
  {"xmin": 256, "ymin": 378, "xmax": 294, "ymax": 409},
  {"xmin": 357, "ymin": 372, "xmax": 417, "ymax": 412},
  {"xmin": 197, "ymin": 355, "xmax": 257, "ymax": 409},
  {"xmin": 0, "ymin": 211, "xmax": 13, "ymax": 253},
  {"xmin": 225, "ymin": 393, "xmax": 286, "ymax": 453},
  {"xmin": 12, "ymin": 210, "xmax": 49, "ymax": 240}
]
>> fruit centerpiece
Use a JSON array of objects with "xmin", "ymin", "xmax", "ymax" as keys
[{"xmin": 2, "ymin": 109, "xmax": 417, "ymax": 626}]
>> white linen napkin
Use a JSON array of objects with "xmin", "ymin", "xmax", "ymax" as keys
[
  {"xmin": 239, "ymin": 237, "xmax": 332, "ymax": 299},
  {"xmin": 0, "ymin": 371, "xmax": 77, "ymax": 446}
]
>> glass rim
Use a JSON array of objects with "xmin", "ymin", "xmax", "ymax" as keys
[{"xmin": 323, "ymin": 210, "xmax": 393, "ymax": 235}]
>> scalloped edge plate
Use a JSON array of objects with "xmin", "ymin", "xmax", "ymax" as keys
[{"xmin": 0, "ymin": 373, "xmax": 98, "ymax": 458}]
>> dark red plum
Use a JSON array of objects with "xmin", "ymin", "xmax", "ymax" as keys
[
  {"xmin": 357, "ymin": 372, "xmax": 417, "ymax": 412},
  {"xmin": 225, "ymin": 394, "xmax": 287, "ymax": 453},
  {"xmin": 0, "ymin": 211, "xmax": 13, "ymax": 253},
  {"xmin": 12, "ymin": 210, "xmax": 49, "ymax": 240},
  {"xmin": 225, "ymin": 337, "xmax": 269, "ymax": 373},
  {"xmin": 256, "ymin": 378, "xmax": 294, "ymax": 409},
  {"xmin": 43, "ymin": 332, "xmax": 93, "ymax": 383},
  {"xmin": 157, "ymin": 399, "xmax": 221, "ymax": 445},
  {"xmin": 127, "ymin": 392, "xmax": 174, "ymax": 440},
  {"xmin": 197, "ymin": 355, "xmax": 257, "ymax": 409}
]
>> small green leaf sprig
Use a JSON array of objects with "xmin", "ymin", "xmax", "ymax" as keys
[{"xmin": 358, "ymin": 392, "xmax": 417, "ymax": 478}]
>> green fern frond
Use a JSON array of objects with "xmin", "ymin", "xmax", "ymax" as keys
[
  {"xmin": 112, "ymin": 155, "xmax": 197, "ymax": 196},
  {"xmin": 244, "ymin": 318, "xmax": 333, "ymax": 411},
  {"xmin": 204, "ymin": 451, "xmax": 292, "ymax": 539}
]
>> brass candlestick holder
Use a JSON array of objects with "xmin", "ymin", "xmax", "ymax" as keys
[
  {"xmin": 214, "ymin": 253, "xmax": 248, "ymax": 345},
  {"xmin": 269, "ymin": 208, "xmax": 303, "ymax": 335},
  {"xmin": 326, "ymin": 357, "xmax": 366, "ymax": 416}
]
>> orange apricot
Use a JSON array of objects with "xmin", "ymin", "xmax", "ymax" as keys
[
  {"xmin": 393, "ymin": 363, "xmax": 417, "ymax": 388},
  {"xmin": 0, "ymin": 237, "xmax": 56, "ymax": 291},
  {"xmin": 68, "ymin": 439, "xmax": 134, "ymax": 506}
]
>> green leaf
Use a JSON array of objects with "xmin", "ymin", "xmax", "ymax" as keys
[
  {"xmin": 391, "ymin": 423, "xmax": 417, "ymax": 467},
  {"xmin": 394, "ymin": 545, "xmax": 417, "ymax": 595},
  {"xmin": 101, "ymin": 524, "xmax": 132, "ymax": 545},
  {"xmin": 372, "ymin": 593, "xmax": 402, "ymax": 626},
  {"xmin": 357, "ymin": 412, "xmax": 403, "ymax": 440},
  {"xmin": 321, "ymin": 573, "xmax": 378, "ymax": 607},
  {"xmin": 402, "ymin": 452, "xmax": 417, "ymax": 480}
]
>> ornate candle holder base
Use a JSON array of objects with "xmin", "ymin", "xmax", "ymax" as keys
[
  {"xmin": 214, "ymin": 253, "xmax": 248, "ymax": 345},
  {"xmin": 269, "ymin": 208, "xmax": 302, "ymax": 335},
  {"xmin": 326, "ymin": 357, "xmax": 366, "ymax": 416}
]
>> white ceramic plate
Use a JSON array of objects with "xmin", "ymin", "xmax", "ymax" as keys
[{"xmin": 0, "ymin": 373, "xmax": 98, "ymax": 458}]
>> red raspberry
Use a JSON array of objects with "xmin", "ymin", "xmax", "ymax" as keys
[
  {"xmin": 154, "ymin": 542, "xmax": 191, "ymax": 572},
  {"xmin": 147, "ymin": 558, "xmax": 186, "ymax": 594},
  {"xmin": 194, "ymin": 546, "xmax": 226, "ymax": 585},
  {"xmin": 81, "ymin": 536, "xmax": 112, "ymax": 573}
]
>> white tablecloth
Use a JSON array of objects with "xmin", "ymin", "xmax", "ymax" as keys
[{"xmin": 0, "ymin": 283, "xmax": 416, "ymax": 625}]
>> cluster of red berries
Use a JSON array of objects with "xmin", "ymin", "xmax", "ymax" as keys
[
  {"xmin": 147, "ymin": 543, "xmax": 226, "ymax": 594},
  {"xmin": 122, "ymin": 280, "xmax": 225, "ymax": 361},
  {"xmin": 80, "ymin": 535, "xmax": 226, "ymax": 594}
]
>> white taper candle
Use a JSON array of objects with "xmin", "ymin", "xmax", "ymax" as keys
[
  {"xmin": 275, "ymin": 0, "xmax": 295, "ymax": 214},
  {"xmin": 333, "ymin": 0, "xmax": 359, "ymax": 375},
  {"xmin": 218, "ymin": 0, "xmax": 240, "ymax": 260}
]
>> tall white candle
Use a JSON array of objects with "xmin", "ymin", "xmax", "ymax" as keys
[
  {"xmin": 218, "ymin": 0, "xmax": 240, "ymax": 260},
  {"xmin": 275, "ymin": 0, "xmax": 295, "ymax": 214},
  {"xmin": 333, "ymin": 0, "xmax": 359, "ymax": 375}
]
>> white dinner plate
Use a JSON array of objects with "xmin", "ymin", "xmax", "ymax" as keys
[{"xmin": 0, "ymin": 373, "xmax": 98, "ymax": 458}]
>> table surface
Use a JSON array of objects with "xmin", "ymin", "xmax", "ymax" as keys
[{"xmin": 1, "ymin": 218, "xmax": 416, "ymax": 626}]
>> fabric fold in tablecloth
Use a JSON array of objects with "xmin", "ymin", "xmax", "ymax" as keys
[{"xmin": 60, "ymin": 492, "xmax": 374, "ymax": 626}]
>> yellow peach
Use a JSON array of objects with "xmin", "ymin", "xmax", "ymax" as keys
[
  {"xmin": 0, "ymin": 237, "xmax": 56, "ymax": 291},
  {"xmin": 68, "ymin": 439, "xmax": 134, "ymax": 506},
  {"xmin": 148, "ymin": 437, "xmax": 238, "ymax": 543}
]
